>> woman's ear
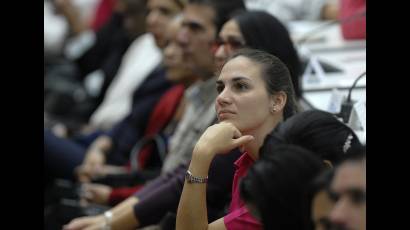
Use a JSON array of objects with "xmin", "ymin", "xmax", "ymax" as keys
[
  {"xmin": 323, "ymin": 160, "xmax": 333, "ymax": 169},
  {"xmin": 270, "ymin": 91, "xmax": 287, "ymax": 113}
]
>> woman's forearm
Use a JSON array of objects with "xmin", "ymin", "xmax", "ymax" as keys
[
  {"xmin": 110, "ymin": 196, "xmax": 141, "ymax": 230},
  {"xmin": 176, "ymin": 147, "xmax": 215, "ymax": 230}
]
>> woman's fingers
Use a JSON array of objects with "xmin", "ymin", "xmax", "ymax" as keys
[{"xmin": 232, "ymin": 135, "xmax": 254, "ymax": 149}]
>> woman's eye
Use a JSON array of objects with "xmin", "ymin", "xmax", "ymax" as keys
[
  {"xmin": 234, "ymin": 82, "xmax": 249, "ymax": 91},
  {"xmin": 159, "ymin": 7, "xmax": 171, "ymax": 16}
]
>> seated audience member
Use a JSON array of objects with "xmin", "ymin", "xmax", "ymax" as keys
[
  {"xmin": 327, "ymin": 151, "xmax": 366, "ymax": 230},
  {"xmin": 176, "ymin": 48, "xmax": 297, "ymax": 229},
  {"xmin": 214, "ymin": 10, "xmax": 303, "ymax": 99},
  {"xmin": 241, "ymin": 144, "xmax": 324, "ymax": 230},
  {"xmin": 240, "ymin": 110, "xmax": 364, "ymax": 229},
  {"xmin": 88, "ymin": 0, "xmax": 185, "ymax": 130}
]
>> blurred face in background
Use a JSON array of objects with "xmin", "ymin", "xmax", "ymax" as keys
[
  {"xmin": 146, "ymin": 0, "xmax": 183, "ymax": 49},
  {"xmin": 164, "ymin": 17, "xmax": 198, "ymax": 86},
  {"xmin": 214, "ymin": 19, "xmax": 246, "ymax": 75},
  {"xmin": 177, "ymin": 4, "xmax": 217, "ymax": 79},
  {"xmin": 328, "ymin": 160, "xmax": 366, "ymax": 230}
]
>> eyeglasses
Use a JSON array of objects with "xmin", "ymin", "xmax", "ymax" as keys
[{"xmin": 213, "ymin": 37, "xmax": 246, "ymax": 52}]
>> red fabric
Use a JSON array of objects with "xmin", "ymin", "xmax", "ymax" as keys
[
  {"xmin": 108, "ymin": 85, "xmax": 185, "ymax": 201},
  {"xmin": 91, "ymin": 0, "xmax": 117, "ymax": 31},
  {"xmin": 137, "ymin": 84, "xmax": 185, "ymax": 169},
  {"xmin": 108, "ymin": 184, "xmax": 144, "ymax": 205},
  {"xmin": 340, "ymin": 0, "xmax": 366, "ymax": 40},
  {"xmin": 224, "ymin": 152, "xmax": 262, "ymax": 230}
]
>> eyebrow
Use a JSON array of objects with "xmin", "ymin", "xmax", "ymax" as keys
[
  {"xmin": 216, "ymin": 77, "xmax": 251, "ymax": 86},
  {"xmin": 217, "ymin": 76, "xmax": 250, "ymax": 82},
  {"xmin": 328, "ymin": 188, "xmax": 366, "ymax": 200},
  {"xmin": 182, "ymin": 20, "xmax": 205, "ymax": 31}
]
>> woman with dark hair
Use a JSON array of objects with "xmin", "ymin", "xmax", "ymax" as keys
[
  {"xmin": 176, "ymin": 48, "xmax": 297, "ymax": 229},
  {"xmin": 241, "ymin": 144, "xmax": 324, "ymax": 230},
  {"xmin": 214, "ymin": 10, "xmax": 302, "ymax": 98},
  {"xmin": 240, "ymin": 110, "xmax": 365, "ymax": 230},
  {"xmin": 260, "ymin": 110, "xmax": 364, "ymax": 165}
]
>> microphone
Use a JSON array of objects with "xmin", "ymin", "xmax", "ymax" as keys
[{"xmin": 339, "ymin": 71, "xmax": 366, "ymax": 123}]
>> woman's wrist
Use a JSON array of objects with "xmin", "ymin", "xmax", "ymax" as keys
[{"xmin": 189, "ymin": 146, "xmax": 214, "ymax": 177}]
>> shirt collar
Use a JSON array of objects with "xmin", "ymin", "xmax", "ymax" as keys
[{"xmin": 234, "ymin": 152, "xmax": 255, "ymax": 170}]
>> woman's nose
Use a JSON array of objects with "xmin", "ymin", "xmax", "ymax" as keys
[
  {"xmin": 328, "ymin": 197, "xmax": 350, "ymax": 226},
  {"xmin": 216, "ymin": 89, "xmax": 232, "ymax": 106}
]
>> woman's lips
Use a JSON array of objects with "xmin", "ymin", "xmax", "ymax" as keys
[{"xmin": 217, "ymin": 110, "xmax": 236, "ymax": 120}]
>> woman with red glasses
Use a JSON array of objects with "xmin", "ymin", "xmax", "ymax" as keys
[{"xmin": 214, "ymin": 10, "xmax": 302, "ymax": 99}]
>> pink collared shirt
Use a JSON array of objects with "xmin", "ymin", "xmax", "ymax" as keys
[{"xmin": 223, "ymin": 152, "xmax": 262, "ymax": 230}]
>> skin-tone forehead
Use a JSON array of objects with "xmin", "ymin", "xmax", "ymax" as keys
[
  {"xmin": 219, "ymin": 19, "xmax": 243, "ymax": 39},
  {"xmin": 148, "ymin": 0, "xmax": 180, "ymax": 10},
  {"xmin": 332, "ymin": 162, "xmax": 366, "ymax": 192},
  {"xmin": 183, "ymin": 4, "xmax": 216, "ymax": 30},
  {"xmin": 165, "ymin": 18, "xmax": 181, "ymax": 39},
  {"xmin": 218, "ymin": 56, "xmax": 264, "ymax": 83}
]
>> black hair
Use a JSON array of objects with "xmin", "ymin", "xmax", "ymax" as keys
[
  {"xmin": 188, "ymin": 0, "xmax": 246, "ymax": 33},
  {"xmin": 229, "ymin": 48, "xmax": 298, "ymax": 120},
  {"xmin": 260, "ymin": 110, "xmax": 365, "ymax": 166},
  {"xmin": 233, "ymin": 11, "xmax": 303, "ymax": 98},
  {"xmin": 240, "ymin": 144, "xmax": 323, "ymax": 230}
]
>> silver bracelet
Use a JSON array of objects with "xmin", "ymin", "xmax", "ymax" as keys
[
  {"xmin": 185, "ymin": 170, "xmax": 208, "ymax": 183},
  {"xmin": 102, "ymin": 211, "xmax": 112, "ymax": 230}
]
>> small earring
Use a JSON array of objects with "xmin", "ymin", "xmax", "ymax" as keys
[{"xmin": 271, "ymin": 107, "xmax": 276, "ymax": 113}]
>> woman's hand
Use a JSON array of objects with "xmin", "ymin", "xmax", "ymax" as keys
[
  {"xmin": 62, "ymin": 215, "xmax": 104, "ymax": 230},
  {"xmin": 76, "ymin": 149, "xmax": 105, "ymax": 182},
  {"xmin": 194, "ymin": 122, "xmax": 254, "ymax": 157},
  {"xmin": 76, "ymin": 136, "xmax": 112, "ymax": 182},
  {"xmin": 80, "ymin": 183, "xmax": 112, "ymax": 205}
]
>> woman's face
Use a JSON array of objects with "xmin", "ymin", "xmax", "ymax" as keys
[
  {"xmin": 163, "ymin": 19, "xmax": 197, "ymax": 85},
  {"xmin": 215, "ymin": 56, "xmax": 273, "ymax": 133},
  {"xmin": 214, "ymin": 19, "xmax": 246, "ymax": 75},
  {"xmin": 146, "ymin": 0, "xmax": 182, "ymax": 49}
]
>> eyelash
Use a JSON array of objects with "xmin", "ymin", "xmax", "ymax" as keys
[
  {"xmin": 234, "ymin": 82, "xmax": 249, "ymax": 91},
  {"xmin": 216, "ymin": 82, "xmax": 249, "ymax": 94}
]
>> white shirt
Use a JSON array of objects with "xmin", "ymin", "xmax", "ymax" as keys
[
  {"xmin": 90, "ymin": 33, "xmax": 162, "ymax": 130},
  {"xmin": 44, "ymin": 0, "xmax": 100, "ymax": 56}
]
